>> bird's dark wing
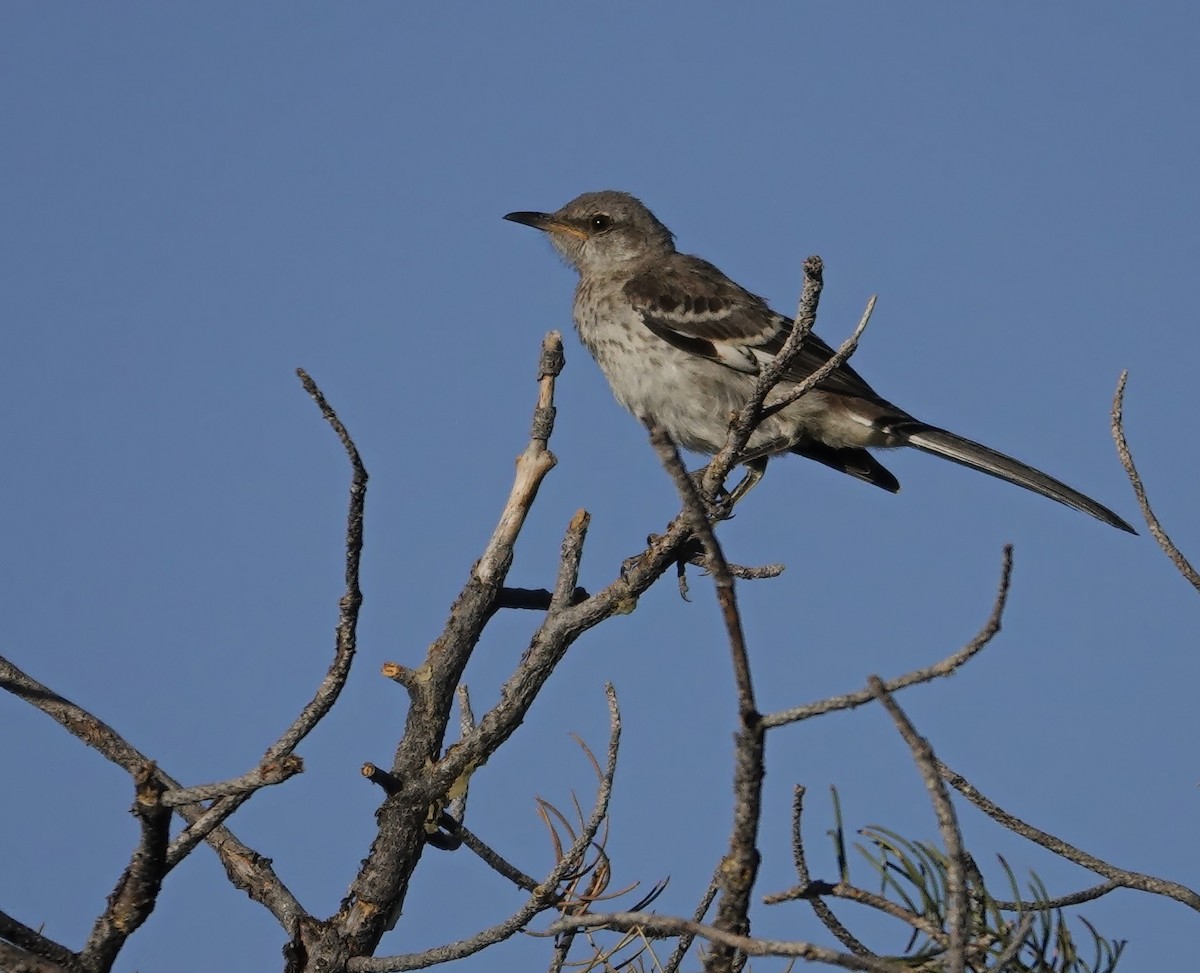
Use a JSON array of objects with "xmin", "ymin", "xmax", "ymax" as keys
[{"xmin": 623, "ymin": 254, "xmax": 882, "ymax": 400}]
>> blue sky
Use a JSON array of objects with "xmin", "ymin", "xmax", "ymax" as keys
[{"xmin": 2, "ymin": 4, "xmax": 1196, "ymax": 970}]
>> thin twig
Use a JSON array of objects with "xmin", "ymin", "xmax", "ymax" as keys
[
  {"xmin": 642, "ymin": 421, "xmax": 764, "ymax": 973},
  {"xmin": 165, "ymin": 370, "xmax": 368, "ymax": 870},
  {"xmin": 940, "ymin": 759, "xmax": 1200, "ymax": 910},
  {"xmin": 988, "ymin": 912, "xmax": 1035, "ymax": 971},
  {"xmin": 762, "ymin": 294, "xmax": 878, "ymax": 418},
  {"xmin": 989, "ymin": 878, "xmax": 1120, "ymax": 913},
  {"xmin": 456, "ymin": 824, "xmax": 540, "ymax": 892},
  {"xmin": 348, "ymin": 685, "xmax": 622, "ymax": 973},
  {"xmin": 770, "ymin": 785, "xmax": 870, "ymax": 956},
  {"xmin": 545, "ymin": 913, "xmax": 905, "ymax": 973},
  {"xmin": 161, "ymin": 755, "xmax": 303, "ymax": 806},
  {"xmin": 868, "ymin": 677, "xmax": 966, "ymax": 973},
  {"xmin": 763, "ymin": 545, "xmax": 1012, "ymax": 728},
  {"xmin": 662, "ymin": 865, "xmax": 723, "ymax": 973},
  {"xmin": 1112, "ymin": 371, "xmax": 1199, "ymax": 591},
  {"xmin": 708, "ymin": 256, "xmax": 828, "ymax": 494},
  {"xmin": 0, "ymin": 655, "xmax": 305, "ymax": 928}
]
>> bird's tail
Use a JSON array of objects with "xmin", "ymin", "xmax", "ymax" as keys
[{"xmin": 894, "ymin": 422, "xmax": 1136, "ymax": 533}]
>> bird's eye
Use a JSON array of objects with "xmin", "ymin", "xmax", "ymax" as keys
[{"xmin": 590, "ymin": 214, "xmax": 613, "ymax": 232}]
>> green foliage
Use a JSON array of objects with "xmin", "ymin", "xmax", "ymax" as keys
[{"xmin": 849, "ymin": 825, "xmax": 1126, "ymax": 971}]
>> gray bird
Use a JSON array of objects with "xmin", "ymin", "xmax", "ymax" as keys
[{"xmin": 505, "ymin": 190, "xmax": 1134, "ymax": 533}]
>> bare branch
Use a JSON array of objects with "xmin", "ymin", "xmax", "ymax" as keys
[
  {"xmin": 161, "ymin": 755, "xmax": 303, "ymax": 807},
  {"xmin": 662, "ymin": 865, "xmax": 721, "ymax": 973},
  {"xmin": 987, "ymin": 912, "xmax": 1034, "ymax": 971},
  {"xmin": 446, "ymin": 685, "xmax": 476, "ymax": 825},
  {"xmin": 868, "ymin": 677, "xmax": 966, "ymax": 973},
  {"xmin": 989, "ymin": 878, "xmax": 1121, "ymax": 913},
  {"xmin": 475, "ymin": 334, "xmax": 563, "ymax": 586},
  {"xmin": 707, "ymin": 255, "xmax": 827, "ymax": 495},
  {"xmin": 0, "ymin": 941, "xmax": 79, "ymax": 973},
  {"xmin": 642, "ymin": 421, "xmax": 764, "ymax": 973},
  {"xmin": 940, "ymin": 760, "xmax": 1200, "ymax": 911},
  {"xmin": 1112, "ymin": 371, "xmax": 1199, "ymax": 591},
  {"xmin": 325, "ymin": 334, "xmax": 569, "ymax": 957},
  {"xmin": 277, "ymin": 367, "xmax": 369, "ymax": 757},
  {"xmin": 0, "ymin": 654, "xmax": 305, "ymax": 928},
  {"xmin": 348, "ymin": 685, "xmax": 622, "ymax": 973},
  {"xmin": 164, "ymin": 369, "xmax": 369, "ymax": 873},
  {"xmin": 456, "ymin": 823, "xmax": 540, "ymax": 892},
  {"xmin": 550, "ymin": 511, "xmax": 591, "ymax": 613},
  {"xmin": 361, "ymin": 763, "xmax": 401, "ymax": 795},
  {"xmin": 80, "ymin": 765, "xmax": 171, "ymax": 971},
  {"xmin": 0, "ymin": 911, "xmax": 82, "ymax": 973},
  {"xmin": 763, "ymin": 545, "xmax": 1012, "ymax": 729},
  {"xmin": 761, "ymin": 294, "xmax": 877, "ymax": 418},
  {"xmin": 766, "ymin": 784, "xmax": 870, "ymax": 957},
  {"xmin": 545, "ymin": 913, "xmax": 906, "ymax": 973}
]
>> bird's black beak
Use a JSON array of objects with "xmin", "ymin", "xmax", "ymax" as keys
[
  {"xmin": 504, "ymin": 210, "xmax": 588, "ymax": 241},
  {"xmin": 503, "ymin": 210, "xmax": 553, "ymax": 230}
]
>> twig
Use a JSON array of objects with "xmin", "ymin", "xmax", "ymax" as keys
[
  {"xmin": 326, "ymin": 334, "xmax": 568, "ymax": 957},
  {"xmin": 762, "ymin": 545, "xmax": 1012, "ymax": 728},
  {"xmin": 456, "ymin": 824, "xmax": 540, "ymax": 892},
  {"xmin": 361, "ymin": 763, "xmax": 401, "ymax": 795},
  {"xmin": 0, "ymin": 655, "xmax": 305, "ymax": 928},
  {"xmin": 1112, "ymin": 371, "xmax": 1199, "ymax": 591},
  {"xmin": 446, "ymin": 685, "xmax": 476, "ymax": 825},
  {"xmin": 347, "ymin": 685, "xmax": 622, "ymax": 972},
  {"xmin": 165, "ymin": 369, "xmax": 368, "ymax": 870},
  {"xmin": 161, "ymin": 755, "xmax": 303, "ymax": 806},
  {"xmin": 545, "ymin": 913, "xmax": 905, "ymax": 973},
  {"xmin": 662, "ymin": 865, "xmax": 722, "ymax": 973},
  {"xmin": 762, "ymin": 294, "xmax": 878, "ymax": 418},
  {"xmin": 642, "ymin": 421, "xmax": 764, "ymax": 973},
  {"xmin": 708, "ymin": 256, "xmax": 827, "ymax": 494},
  {"xmin": 988, "ymin": 878, "xmax": 1120, "ymax": 913},
  {"xmin": 768, "ymin": 785, "xmax": 869, "ymax": 956},
  {"xmin": 868, "ymin": 677, "xmax": 966, "ymax": 973},
  {"xmin": 939, "ymin": 759, "xmax": 1200, "ymax": 910},
  {"xmin": 550, "ymin": 511, "xmax": 591, "ymax": 613},
  {"xmin": 988, "ymin": 912, "xmax": 1034, "ymax": 971}
]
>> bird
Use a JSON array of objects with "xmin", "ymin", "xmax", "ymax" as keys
[{"xmin": 504, "ymin": 190, "xmax": 1134, "ymax": 533}]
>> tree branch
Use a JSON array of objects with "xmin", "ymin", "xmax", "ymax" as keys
[
  {"xmin": 940, "ymin": 759, "xmax": 1200, "ymax": 910},
  {"xmin": 347, "ymin": 684, "xmax": 622, "ymax": 973},
  {"xmin": 868, "ymin": 677, "xmax": 967, "ymax": 973},
  {"xmin": 1111, "ymin": 371, "xmax": 1199, "ymax": 591},
  {"xmin": 762, "ymin": 545, "xmax": 1012, "ymax": 728},
  {"xmin": 545, "ymin": 913, "xmax": 906, "ymax": 973},
  {"xmin": 79, "ymin": 764, "xmax": 171, "ymax": 972},
  {"xmin": 641, "ymin": 421, "xmax": 764, "ymax": 973}
]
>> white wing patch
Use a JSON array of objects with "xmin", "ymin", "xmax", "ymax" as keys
[{"xmin": 713, "ymin": 342, "xmax": 761, "ymax": 374}]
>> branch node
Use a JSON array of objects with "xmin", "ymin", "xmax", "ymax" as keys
[
  {"xmin": 362, "ymin": 763, "xmax": 401, "ymax": 795},
  {"xmin": 381, "ymin": 661, "xmax": 427, "ymax": 693}
]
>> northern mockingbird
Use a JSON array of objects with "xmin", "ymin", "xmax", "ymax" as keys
[{"xmin": 505, "ymin": 190, "xmax": 1134, "ymax": 533}]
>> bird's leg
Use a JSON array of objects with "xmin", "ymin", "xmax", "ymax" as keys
[
  {"xmin": 689, "ymin": 457, "xmax": 767, "ymax": 521},
  {"xmin": 726, "ymin": 457, "xmax": 769, "ymax": 506}
]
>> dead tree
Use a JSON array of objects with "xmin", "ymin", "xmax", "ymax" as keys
[{"xmin": 2, "ymin": 257, "xmax": 1195, "ymax": 973}]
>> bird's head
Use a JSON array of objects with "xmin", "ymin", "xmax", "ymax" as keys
[{"xmin": 505, "ymin": 190, "xmax": 675, "ymax": 274}]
